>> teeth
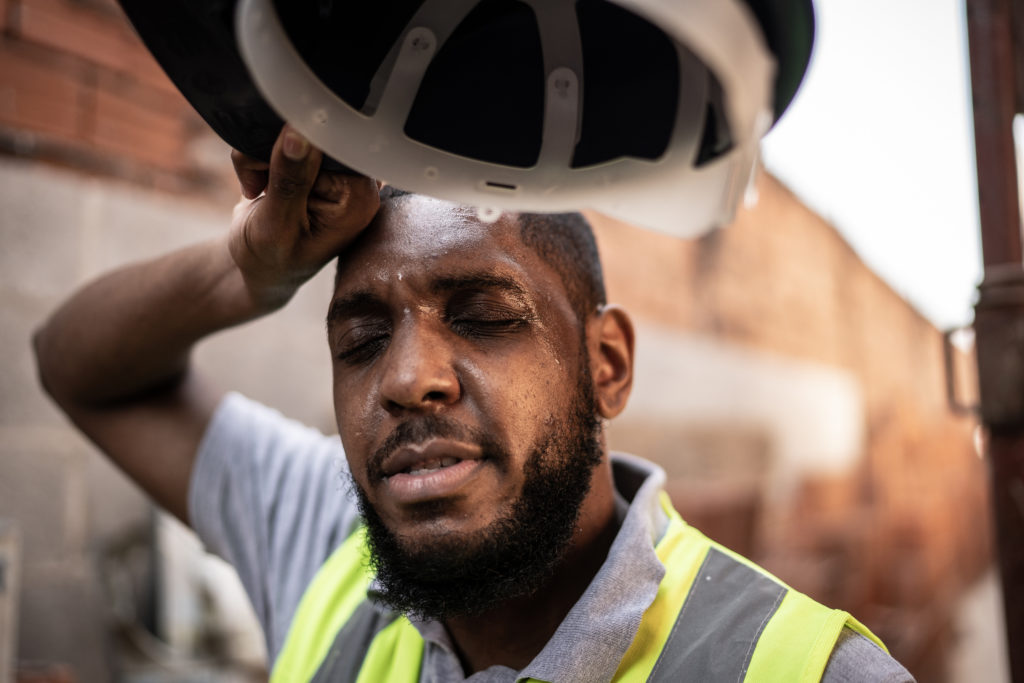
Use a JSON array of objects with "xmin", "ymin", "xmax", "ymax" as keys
[{"xmin": 406, "ymin": 458, "xmax": 461, "ymax": 476}]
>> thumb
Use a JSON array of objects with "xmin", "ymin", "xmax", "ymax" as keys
[{"xmin": 261, "ymin": 125, "xmax": 322, "ymax": 229}]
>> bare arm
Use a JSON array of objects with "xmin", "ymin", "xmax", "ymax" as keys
[{"xmin": 33, "ymin": 125, "xmax": 380, "ymax": 524}]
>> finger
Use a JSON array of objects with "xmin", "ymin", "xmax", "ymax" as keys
[
  {"xmin": 311, "ymin": 172, "xmax": 351, "ymax": 203},
  {"xmin": 311, "ymin": 173, "xmax": 384, "ymax": 206},
  {"xmin": 262, "ymin": 125, "xmax": 322, "ymax": 226},
  {"xmin": 307, "ymin": 177, "xmax": 380, "ymax": 219},
  {"xmin": 306, "ymin": 176, "xmax": 381, "ymax": 239},
  {"xmin": 231, "ymin": 149, "xmax": 270, "ymax": 199}
]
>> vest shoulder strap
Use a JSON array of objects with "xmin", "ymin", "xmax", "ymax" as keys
[
  {"xmin": 615, "ymin": 493, "xmax": 887, "ymax": 682},
  {"xmin": 271, "ymin": 527, "xmax": 376, "ymax": 683},
  {"xmin": 273, "ymin": 526, "xmax": 424, "ymax": 683},
  {"xmin": 745, "ymin": 588, "xmax": 888, "ymax": 682}
]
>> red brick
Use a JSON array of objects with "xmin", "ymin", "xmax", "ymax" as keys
[
  {"xmin": 0, "ymin": 41, "xmax": 85, "ymax": 141},
  {"xmin": 95, "ymin": 67, "xmax": 191, "ymax": 118},
  {"xmin": 18, "ymin": 0, "xmax": 175, "ymax": 93},
  {"xmin": 84, "ymin": 0, "xmax": 122, "ymax": 12},
  {"xmin": 90, "ymin": 84, "xmax": 187, "ymax": 170},
  {"xmin": 587, "ymin": 210, "xmax": 700, "ymax": 327}
]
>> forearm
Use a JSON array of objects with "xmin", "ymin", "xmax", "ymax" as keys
[{"xmin": 34, "ymin": 233, "xmax": 278, "ymax": 407}]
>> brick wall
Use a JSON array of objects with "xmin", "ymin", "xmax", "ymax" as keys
[{"xmin": 0, "ymin": 0, "xmax": 234, "ymax": 197}]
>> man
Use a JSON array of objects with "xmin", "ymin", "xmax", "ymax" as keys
[{"xmin": 34, "ymin": 126, "xmax": 913, "ymax": 681}]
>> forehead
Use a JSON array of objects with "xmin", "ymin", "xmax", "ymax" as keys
[{"xmin": 334, "ymin": 197, "xmax": 549, "ymax": 295}]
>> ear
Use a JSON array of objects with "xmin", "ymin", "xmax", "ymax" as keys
[{"xmin": 587, "ymin": 305, "xmax": 635, "ymax": 419}]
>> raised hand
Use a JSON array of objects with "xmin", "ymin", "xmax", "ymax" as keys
[{"xmin": 228, "ymin": 124, "xmax": 381, "ymax": 310}]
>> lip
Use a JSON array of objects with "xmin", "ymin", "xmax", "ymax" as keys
[
  {"xmin": 379, "ymin": 439, "xmax": 486, "ymax": 504},
  {"xmin": 380, "ymin": 439, "xmax": 482, "ymax": 477}
]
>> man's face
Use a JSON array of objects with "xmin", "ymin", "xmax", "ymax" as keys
[{"xmin": 327, "ymin": 197, "xmax": 604, "ymax": 615}]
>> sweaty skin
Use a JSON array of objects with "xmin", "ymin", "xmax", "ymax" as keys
[
  {"xmin": 330, "ymin": 200, "xmax": 594, "ymax": 539},
  {"xmin": 328, "ymin": 197, "xmax": 630, "ymax": 671}
]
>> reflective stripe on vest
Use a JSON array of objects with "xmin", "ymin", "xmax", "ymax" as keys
[
  {"xmin": 270, "ymin": 527, "xmax": 422, "ymax": 683},
  {"xmin": 275, "ymin": 493, "xmax": 887, "ymax": 682}
]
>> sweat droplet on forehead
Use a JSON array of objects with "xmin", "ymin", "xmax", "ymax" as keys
[{"xmin": 382, "ymin": 198, "xmax": 507, "ymax": 257}]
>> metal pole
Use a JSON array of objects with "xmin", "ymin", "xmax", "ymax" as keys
[{"xmin": 965, "ymin": 0, "xmax": 1024, "ymax": 679}]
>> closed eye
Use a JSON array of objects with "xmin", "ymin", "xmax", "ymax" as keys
[
  {"xmin": 450, "ymin": 317, "xmax": 528, "ymax": 339},
  {"xmin": 335, "ymin": 322, "xmax": 391, "ymax": 365},
  {"xmin": 447, "ymin": 301, "xmax": 533, "ymax": 339}
]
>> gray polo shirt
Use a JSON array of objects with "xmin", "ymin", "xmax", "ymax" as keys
[{"xmin": 190, "ymin": 393, "xmax": 914, "ymax": 681}]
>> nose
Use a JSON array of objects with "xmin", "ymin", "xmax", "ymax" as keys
[{"xmin": 378, "ymin": 320, "xmax": 461, "ymax": 414}]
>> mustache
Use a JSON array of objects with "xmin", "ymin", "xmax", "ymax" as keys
[{"xmin": 367, "ymin": 415, "xmax": 501, "ymax": 479}]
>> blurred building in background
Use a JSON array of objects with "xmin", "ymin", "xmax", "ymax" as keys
[
  {"xmin": 591, "ymin": 185, "xmax": 995, "ymax": 681},
  {"xmin": 0, "ymin": 1, "xmax": 1004, "ymax": 681}
]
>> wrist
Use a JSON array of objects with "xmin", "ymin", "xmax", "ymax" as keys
[{"xmin": 220, "ymin": 231, "xmax": 304, "ymax": 315}]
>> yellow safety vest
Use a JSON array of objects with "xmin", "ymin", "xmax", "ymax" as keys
[{"xmin": 272, "ymin": 493, "xmax": 887, "ymax": 682}]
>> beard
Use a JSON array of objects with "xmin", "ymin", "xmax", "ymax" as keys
[{"xmin": 348, "ymin": 366, "xmax": 603, "ymax": 621}]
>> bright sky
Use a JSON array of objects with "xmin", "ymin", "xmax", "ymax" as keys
[{"xmin": 760, "ymin": 0, "xmax": 983, "ymax": 329}]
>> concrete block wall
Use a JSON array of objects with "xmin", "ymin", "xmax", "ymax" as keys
[
  {"xmin": 0, "ymin": 521, "xmax": 19, "ymax": 683},
  {"xmin": 0, "ymin": 3, "xmax": 326, "ymax": 677},
  {"xmin": 0, "ymin": 156, "xmax": 338, "ymax": 680}
]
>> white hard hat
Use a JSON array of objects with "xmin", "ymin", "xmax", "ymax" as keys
[{"xmin": 120, "ymin": 0, "xmax": 814, "ymax": 237}]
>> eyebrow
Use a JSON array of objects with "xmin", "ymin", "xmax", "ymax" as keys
[
  {"xmin": 326, "ymin": 291, "xmax": 384, "ymax": 328},
  {"xmin": 327, "ymin": 272, "xmax": 531, "ymax": 328},
  {"xmin": 430, "ymin": 273, "xmax": 529, "ymax": 300}
]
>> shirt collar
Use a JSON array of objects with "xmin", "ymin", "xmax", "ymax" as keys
[{"xmin": 515, "ymin": 453, "xmax": 668, "ymax": 683}]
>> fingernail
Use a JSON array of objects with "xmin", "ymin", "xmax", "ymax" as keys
[{"xmin": 283, "ymin": 130, "xmax": 309, "ymax": 160}]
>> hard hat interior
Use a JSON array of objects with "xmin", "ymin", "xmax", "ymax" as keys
[{"xmin": 119, "ymin": 0, "xmax": 811, "ymax": 173}]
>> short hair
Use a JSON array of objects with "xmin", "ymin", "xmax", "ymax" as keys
[{"xmin": 378, "ymin": 187, "xmax": 606, "ymax": 322}]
